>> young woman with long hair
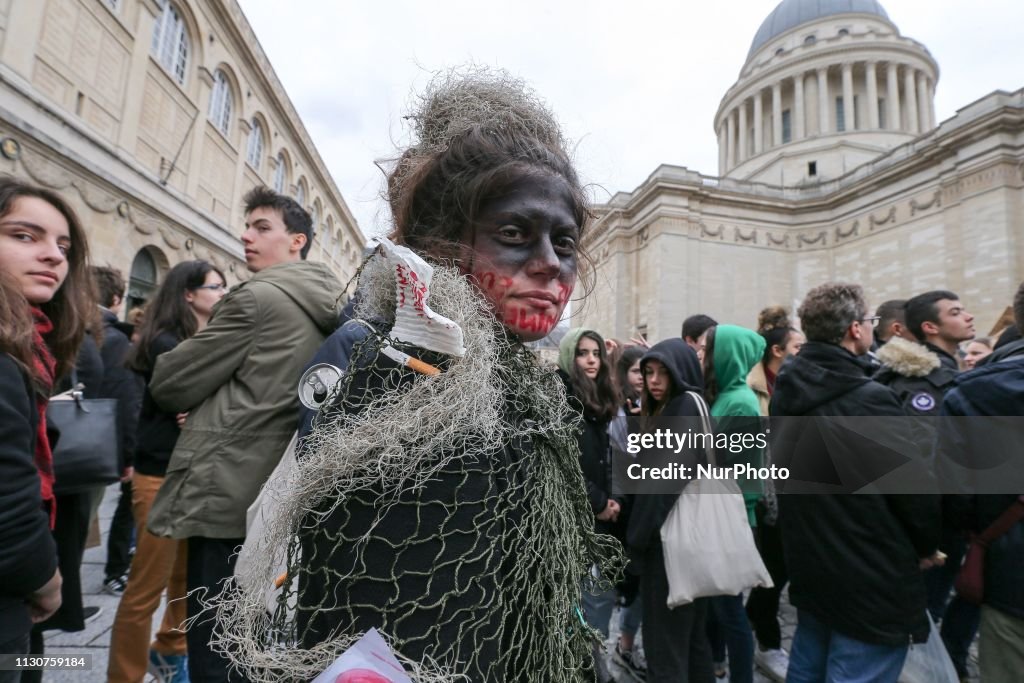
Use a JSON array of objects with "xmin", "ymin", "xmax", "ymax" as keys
[
  {"xmin": 557, "ymin": 327, "xmax": 621, "ymax": 644},
  {"xmin": 107, "ymin": 259, "xmax": 225, "ymax": 683},
  {"xmin": 0, "ymin": 176, "xmax": 92, "ymax": 668},
  {"xmin": 745, "ymin": 307, "xmax": 804, "ymax": 680},
  {"xmin": 627, "ymin": 338, "xmax": 714, "ymax": 683}
]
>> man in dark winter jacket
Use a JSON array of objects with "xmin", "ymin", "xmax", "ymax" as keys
[
  {"xmin": 937, "ymin": 281, "xmax": 1024, "ymax": 682},
  {"xmin": 770, "ymin": 282, "xmax": 942, "ymax": 683},
  {"xmin": 876, "ymin": 290, "xmax": 978, "ymax": 677},
  {"xmin": 91, "ymin": 266, "xmax": 143, "ymax": 596}
]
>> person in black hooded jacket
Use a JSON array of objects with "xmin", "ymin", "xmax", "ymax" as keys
[
  {"xmin": 627, "ymin": 338, "xmax": 714, "ymax": 683},
  {"xmin": 770, "ymin": 282, "xmax": 942, "ymax": 683}
]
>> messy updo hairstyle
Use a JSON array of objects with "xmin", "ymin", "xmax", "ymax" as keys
[
  {"xmin": 757, "ymin": 305, "xmax": 799, "ymax": 364},
  {"xmin": 385, "ymin": 68, "xmax": 593, "ymax": 292}
]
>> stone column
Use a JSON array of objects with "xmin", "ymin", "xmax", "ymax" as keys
[
  {"xmin": 926, "ymin": 77, "xmax": 937, "ymax": 128},
  {"xmin": 739, "ymin": 102, "xmax": 748, "ymax": 162},
  {"xmin": 817, "ymin": 67, "xmax": 830, "ymax": 134},
  {"xmin": 772, "ymin": 82, "xmax": 783, "ymax": 146},
  {"xmin": 866, "ymin": 61, "xmax": 879, "ymax": 129},
  {"xmin": 917, "ymin": 72, "xmax": 930, "ymax": 131},
  {"xmin": 794, "ymin": 72, "xmax": 806, "ymax": 139},
  {"xmin": 886, "ymin": 62, "xmax": 900, "ymax": 131},
  {"xmin": 720, "ymin": 124, "xmax": 729, "ymax": 175},
  {"xmin": 727, "ymin": 109, "xmax": 737, "ymax": 169},
  {"xmin": 904, "ymin": 67, "xmax": 919, "ymax": 134},
  {"xmin": 753, "ymin": 90, "xmax": 763, "ymax": 154},
  {"xmin": 841, "ymin": 62, "xmax": 854, "ymax": 131}
]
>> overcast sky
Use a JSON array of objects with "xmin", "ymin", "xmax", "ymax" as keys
[{"xmin": 239, "ymin": 0, "xmax": 1024, "ymax": 239}]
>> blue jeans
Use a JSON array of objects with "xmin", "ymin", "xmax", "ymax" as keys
[
  {"xmin": 620, "ymin": 599, "xmax": 643, "ymax": 638},
  {"xmin": 582, "ymin": 573, "xmax": 617, "ymax": 639},
  {"xmin": 787, "ymin": 610, "xmax": 908, "ymax": 683},
  {"xmin": 709, "ymin": 594, "xmax": 754, "ymax": 683}
]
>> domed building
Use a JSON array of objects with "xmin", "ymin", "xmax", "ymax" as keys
[{"xmin": 578, "ymin": 0, "xmax": 1023, "ymax": 342}]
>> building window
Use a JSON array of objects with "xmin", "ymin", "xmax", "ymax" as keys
[
  {"xmin": 782, "ymin": 109, "xmax": 792, "ymax": 143},
  {"xmin": 106, "ymin": 0, "xmax": 121, "ymax": 12},
  {"xmin": 273, "ymin": 153, "xmax": 286, "ymax": 192},
  {"xmin": 808, "ymin": 161, "xmax": 817, "ymax": 176},
  {"xmin": 853, "ymin": 95, "xmax": 860, "ymax": 130},
  {"xmin": 246, "ymin": 119, "xmax": 264, "ymax": 169},
  {"xmin": 151, "ymin": 0, "xmax": 189, "ymax": 85},
  {"xmin": 878, "ymin": 98, "xmax": 887, "ymax": 129},
  {"xmin": 835, "ymin": 96, "xmax": 846, "ymax": 132},
  {"xmin": 295, "ymin": 180, "xmax": 306, "ymax": 208},
  {"xmin": 838, "ymin": 28, "xmax": 850, "ymax": 36},
  {"xmin": 208, "ymin": 69, "xmax": 233, "ymax": 136},
  {"xmin": 803, "ymin": 34, "xmax": 816, "ymax": 45},
  {"xmin": 127, "ymin": 249, "xmax": 158, "ymax": 310}
]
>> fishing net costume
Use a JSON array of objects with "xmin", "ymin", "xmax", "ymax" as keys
[{"xmin": 211, "ymin": 72, "xmax": 623, "ymax": 683}]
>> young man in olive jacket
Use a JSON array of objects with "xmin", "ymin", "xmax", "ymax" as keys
[
  {"xmin": 147, "ymin": 187, "xmax": 343, "ymax": 682},
  {"xmin": 770, "ymin": 282, "xmax": 943, "ymax": 683}
]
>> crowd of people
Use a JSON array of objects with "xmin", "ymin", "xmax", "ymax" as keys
[{"xmin": 0, "ymin": 68, "xmax": 1021, "ymax": 683}]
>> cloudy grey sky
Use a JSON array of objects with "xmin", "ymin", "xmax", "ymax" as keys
[{"xmin": 239, "ymin": 0, "xmax": 1023, "ymax": 238}]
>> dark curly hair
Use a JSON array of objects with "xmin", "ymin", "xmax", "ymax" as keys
[
  {"xmin": 798, "ymin": 282, "xmax": 867, "ymax": 344},
  {"xmin": 243, "ymin": 186, "xmax": 314, "ymax": 259}
]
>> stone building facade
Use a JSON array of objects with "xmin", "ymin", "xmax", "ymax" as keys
[
  {"xmin": 0, "ymin": 0, "xmax": 364, "ymax": 308},
  {"xmin": 577, "ymin": 0, "xmax": 1024, "ymax": 342}
]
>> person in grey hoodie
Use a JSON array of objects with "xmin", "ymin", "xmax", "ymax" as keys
[{"xmin": 147, "ymin": 186, "xmax": 343, "ymax": 683}]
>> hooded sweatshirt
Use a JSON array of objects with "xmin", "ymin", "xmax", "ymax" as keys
[
  {"xmin": 625, "ymin": 338, "xmax": 705, "ymax": 563},
  {"xmin": 149, "ymin": 259, "xmax": 343, "ymax": 539},
  {"xmin": 710, "ymin": 325, "xmax": 766, "ymax": 525}
]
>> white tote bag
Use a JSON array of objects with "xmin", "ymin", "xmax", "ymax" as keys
[{"xmin": 659, "ymin": 391, "xmax": 773, "ymax": 607}]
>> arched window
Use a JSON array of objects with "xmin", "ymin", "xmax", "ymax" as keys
[
  {"xmin": 273, "ymin": 152, "xmax": 287, "ymax": 193},
  {"xmin": 246, "ymin": 118, "xmax": 264, "ymax": 169},
  {"xmin": 295, "ymin": 179, "xmax": 306, "ymax": 207},
  {"xmin": 127, "ymin": 248, "xmax": 158, "ymax": 310},
  {"xmin": 151, "ymin": 0, "xmax": 189, "ymax": 85},
  {"xmin": 209, "ymin": 69, "xmax": 233, "ymax": 136}
]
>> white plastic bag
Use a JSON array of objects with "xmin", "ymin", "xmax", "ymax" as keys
[
  {"xmin": 898, "ymin": 613, "xmax": 959, "ymax": 683},
  {"xmin": 659, "ymin": 392, "xmax": 773, "ymax": 607}
]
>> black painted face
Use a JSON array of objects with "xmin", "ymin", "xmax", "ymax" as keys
[{"xmin": 462, "ymin": 172, "xmax": 579, "ymax": 342}]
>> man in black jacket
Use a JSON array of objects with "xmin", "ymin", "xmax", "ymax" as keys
[
  {"xmin": 91, "ymin": 266, "xmax": 143, "ymax": 595},
  {"xmin": 937, "ymin": 281, "xmax": 1024, "ymax": 682},
  {"xmin": 876, "ymin": 290, "xmax": 979, "ymax": 678},
  {"xmin": 770, "ymin": 282, "xmax": 942, "ymax": 683}
]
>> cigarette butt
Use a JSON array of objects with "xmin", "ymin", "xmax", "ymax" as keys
[
  {"xmin": 406, "ymin": 357, "xmax": 441, "ymax": 376},
  {"xmin": 274, "ymin": 572, "xmax": 287, "ymax": 589}
]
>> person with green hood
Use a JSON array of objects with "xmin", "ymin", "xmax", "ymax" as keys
[
  {"xmin": 557, "ymin": 327, "xmax": 622, "ymax": 642},
  {"xmin": 701, "ymin": 323, "xmax": 766, "ymax": 683}
]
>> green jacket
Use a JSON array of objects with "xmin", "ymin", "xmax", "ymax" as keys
[
  {"xmin": 711, "ymin": 324, "xmax": 766, "ymax": 526},
  {"xmin": 147, "ymin": 260, "xmax": 343, "ymax": 539}
]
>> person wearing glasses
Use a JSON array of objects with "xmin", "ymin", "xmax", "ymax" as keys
[
  {"xmin": 768, "ymin": 282, "xmax": 944, "ymax": 683},
  {"xmin": 107, "ymin": 259, "xmax": 225, "ymax": 683}
]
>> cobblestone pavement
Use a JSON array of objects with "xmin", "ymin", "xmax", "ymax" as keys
[{"xmin": 40, "ymin": 484, "xmax": 979, "ymax": 682}]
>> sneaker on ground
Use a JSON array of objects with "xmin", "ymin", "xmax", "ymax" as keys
[
  {"xmin": 754, "ymin": 647, "xmax": 789, "ymax": 682},
  {"xmin": 103, "ymin": 575, "xmax": 128, "ymax": 596},
  {"xmin": 713, "ymin": 659, "xmax": 728, "ymax": 679},
  {"xmin": 612, "ymin": 643, "xmax": 647, "ymax": 681},
  {"xmin": 82, "ymin": 605, "xmax": 103, "ymax": 624},
  {"xmin": 148, "ymin": 650, "xmax": 190, "ymax": 683}
]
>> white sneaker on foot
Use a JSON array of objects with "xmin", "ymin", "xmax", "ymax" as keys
[{"xmin": 754, "ymin": 647, "xmax": 789, "ymax": 682}]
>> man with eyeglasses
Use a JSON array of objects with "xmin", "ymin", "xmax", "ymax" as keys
[
  {"xmin": 768, "ymin": 282, "xmax": 942, "ymax": 683},
  {"xmin": 145, "ymin": 186, "xmax": 343, "ymax": 683}
]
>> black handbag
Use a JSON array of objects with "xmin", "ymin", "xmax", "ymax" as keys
[{"xmin": 46, "ymin": 373, "xmax": 122, "ymax": 496}]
